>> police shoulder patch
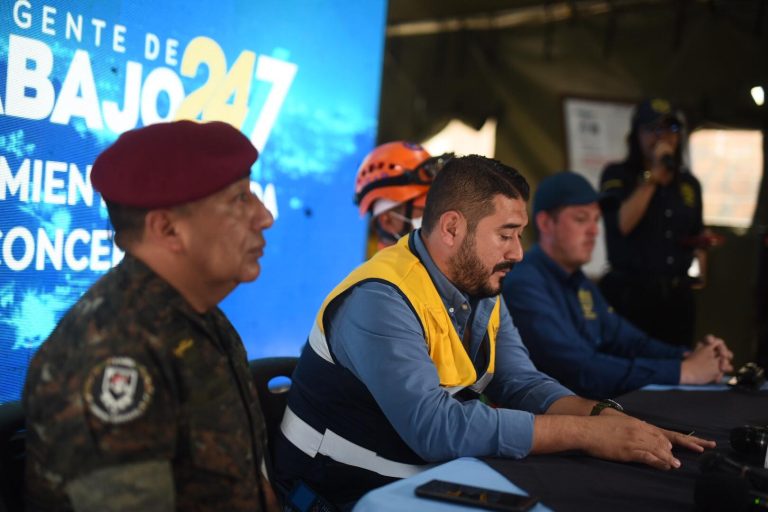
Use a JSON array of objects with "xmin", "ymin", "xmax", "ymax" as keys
[
  {"xmin": 84, "ymin": 357, "xmax": 154, "ymax": 424},
  {"xmin": 680, "ymin": 182, "xmax": 696, "ymax": 208}
]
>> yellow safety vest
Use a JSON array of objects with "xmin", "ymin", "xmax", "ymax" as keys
[{"xmin": 315, "ymin": 235, "xmax": 500, "ymax": 391}]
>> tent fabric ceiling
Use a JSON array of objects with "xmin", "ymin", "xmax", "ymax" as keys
[
  {"xmin": 378, "ymin": 0, "xmax": 767, "ymax": 368},
  {"xmin": 380, "ymin": 0, "xmax": 767, "ymax": 181},
  {"xmin": 387, "ymin": 0, "xmax": 765, "ymax": 36}
]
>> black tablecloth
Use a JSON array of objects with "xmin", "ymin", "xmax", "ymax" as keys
[{"xmin": 483, "ymin": 389, "xmax": 768, "ymax": 512}]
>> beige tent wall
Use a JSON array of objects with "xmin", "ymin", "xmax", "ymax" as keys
[{"xmin": 378, "ymin": 1, "xmax": 768, "ymax": 365}]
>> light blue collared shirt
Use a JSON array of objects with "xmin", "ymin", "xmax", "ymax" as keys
[{"xmin": 327, "ymin": 231, "xmax": 573, "ymax": 462}]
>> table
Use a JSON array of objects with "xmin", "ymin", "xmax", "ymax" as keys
[
  {"xmin": 353, "ymin": 457, "xmax": 551, "ymax": 512},
  {"xmin": 353, "ymin": 386, "xmax": 768, "ymax": 512}
]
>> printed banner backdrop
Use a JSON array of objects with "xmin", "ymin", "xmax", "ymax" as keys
[{"xmin": 0, "ymin": 0, "xmax": 387, "ymax": 403}]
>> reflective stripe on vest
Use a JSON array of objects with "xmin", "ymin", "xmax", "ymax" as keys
[
  {"xmin": 280, "ymin": 406, "xmax": 433, "ymax": 478},
  {"xmin": 286, "ymin": 235, "xmax": 502, "ymax": 475}
]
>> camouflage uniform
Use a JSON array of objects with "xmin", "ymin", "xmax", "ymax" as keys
[{"xmin": 24, "ymin": 254, "xmax": 270, "ymax": 511}]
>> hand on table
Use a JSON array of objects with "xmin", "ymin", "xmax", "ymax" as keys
[
  {"xmin": 659, "ymin": 427, "xmax": 715, "ymax": 453},
  {"xmin": 582, "ymin": 415, "xmax": 714, "ymax": 470}
]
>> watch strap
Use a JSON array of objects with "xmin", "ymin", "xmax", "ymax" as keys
[{"xmin": 590, "ymin": 399, "xmax": 624, "ymax": 416}]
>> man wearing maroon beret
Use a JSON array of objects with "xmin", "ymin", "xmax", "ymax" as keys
[{"xmin": 23, "ymin": 120, "xmax": 279, "ymax": 512}]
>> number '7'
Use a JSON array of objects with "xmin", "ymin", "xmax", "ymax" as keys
[{"xmin": 175, "ymin": 36, "xmax": 298, "ymax": 153}]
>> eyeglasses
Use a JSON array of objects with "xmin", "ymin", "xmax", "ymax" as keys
[{"xmin": 354, "ymin": 153, "xmax": 454, "ymax": 206}]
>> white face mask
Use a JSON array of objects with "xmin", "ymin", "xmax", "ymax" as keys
[{"xmin": 388, "ymin": 210, "xmax": 422, "ymax": 231}]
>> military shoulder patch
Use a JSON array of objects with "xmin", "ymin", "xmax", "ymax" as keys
[{"xmin": 84, "ymin": 357, "xmax": 154, "ymax": 424}]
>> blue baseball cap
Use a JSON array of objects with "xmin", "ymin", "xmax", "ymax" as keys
[{"xmin": 533, "ymin": 171, "xmax": 598, "ymax": 216}]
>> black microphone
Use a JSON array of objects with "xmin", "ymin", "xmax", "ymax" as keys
[
  {"xmin": 700, "ymin": 451, "xmax": 768, "ymax": 492},
  {"xmin": 694, "ymin": 473, "xmax": 768, "ymax": 512},
  {"xmin": 661, "ymin": 153, "xmax": 677, "ymax": 172}
]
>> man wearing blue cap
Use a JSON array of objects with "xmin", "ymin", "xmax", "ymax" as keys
[
  {"xmin": 502, "ymin": 171, "xmax": 732, "ymax": 399},
  {"xmin": 23, "ymin": 121, "xmax": 279, "ymax": 512}
]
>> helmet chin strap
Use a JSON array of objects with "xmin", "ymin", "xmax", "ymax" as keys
[
  {"xmin": 399, "ymin": 200, "xmax": 415, "ymax": 239},
  {"xmin": 374, "ymin": 218, "xmax": 400, "ymax": 245}
]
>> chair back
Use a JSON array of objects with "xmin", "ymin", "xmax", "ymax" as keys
[
  {"xmin": 0, "ymin": 401, "xmax": 25, "ymax": 512},
  {"xmin": 249, "ymin": 357, "xmax": 298, "ymax": 460}
]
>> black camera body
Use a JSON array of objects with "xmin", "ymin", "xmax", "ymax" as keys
[{"xmin": 728, "ymin": 362, "xmax": 766, "ymax": 391}]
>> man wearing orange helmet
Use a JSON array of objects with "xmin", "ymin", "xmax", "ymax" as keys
[{"xmin": 354, "ymin": 141, "xmax": 451, "ymax": 252}]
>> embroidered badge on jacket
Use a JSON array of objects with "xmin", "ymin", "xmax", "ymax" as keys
[
  {"xmin": 84, "ymin": 356, "xmax": 154, "ymax": 424},
  {"xmin": 578, "ymin": 289, "xmax": 598, "ymax": 320},
  {"xmin": 680, "ymin": 182, "xmax": 696, "ymax": 208}
]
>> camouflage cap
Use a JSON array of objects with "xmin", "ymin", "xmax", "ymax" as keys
[{"xmin": 91, "ymin": 120, "xmax": 257, "ymax": 209}]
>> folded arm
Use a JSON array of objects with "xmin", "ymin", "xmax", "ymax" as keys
[{"xmin": 504, "ymin": 273, "xmax": 681, "ymax": 398}]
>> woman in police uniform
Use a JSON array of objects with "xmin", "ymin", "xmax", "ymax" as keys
[{"xmin": 598, "ymin": 98, "xmax": 705, "ymax": 348}]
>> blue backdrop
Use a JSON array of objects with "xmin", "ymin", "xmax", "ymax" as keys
[{"xmin": 0, "ymin": 0, "xmax": 387, "ymax": 403}]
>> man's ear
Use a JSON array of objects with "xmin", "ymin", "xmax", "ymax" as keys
[
  {"xmin": 535, "ymin": 210, "xmax": 553, "ymax": 236},
  {"xmin": 437, "ymin": 210, "xmax": 465, "ymax": 248},
  {"xmin": 144, "ymin": 210, "xmax": 184, "ymax": 252}
]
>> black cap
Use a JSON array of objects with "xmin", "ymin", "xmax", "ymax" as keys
[{"xmin": 631, "ymin": 98, "xmax": 680, "ymax": 128}]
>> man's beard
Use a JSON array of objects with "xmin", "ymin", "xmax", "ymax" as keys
[{"xmin": 449, "ymin": 233, "xmax": 515, "ymax": 298}]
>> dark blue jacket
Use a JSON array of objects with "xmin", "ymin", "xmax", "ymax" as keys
[
  {"xmin": 502, "ymin": 245, "xmax": 686, "ymax": 399},
  {"xmin": 600, "ymin": 162, "xmax": 703, "ymax": 278}
]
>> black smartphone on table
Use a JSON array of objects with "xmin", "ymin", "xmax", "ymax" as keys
[{"xmin": 414, "ymin": 479, "xmax": 539, "ymax": 511}]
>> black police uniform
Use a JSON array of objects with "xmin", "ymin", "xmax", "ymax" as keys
[{"xmin": 599, "ymin": 162, "xmax": 704, "ymax": 348}]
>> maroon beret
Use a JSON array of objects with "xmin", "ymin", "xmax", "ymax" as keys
[{"xmin": 91, "ymin": 120, "xmax": 258, "ymax": 208}]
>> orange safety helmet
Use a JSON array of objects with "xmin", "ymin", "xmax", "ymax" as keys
[{"xmin": 354, "ymin": 141, "xmax": 435, "ymax": 217}]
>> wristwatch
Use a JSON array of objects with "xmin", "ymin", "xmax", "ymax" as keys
[{"xmin": 590, "ymin": 399, "xmax": 624, "ymax": 416}]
